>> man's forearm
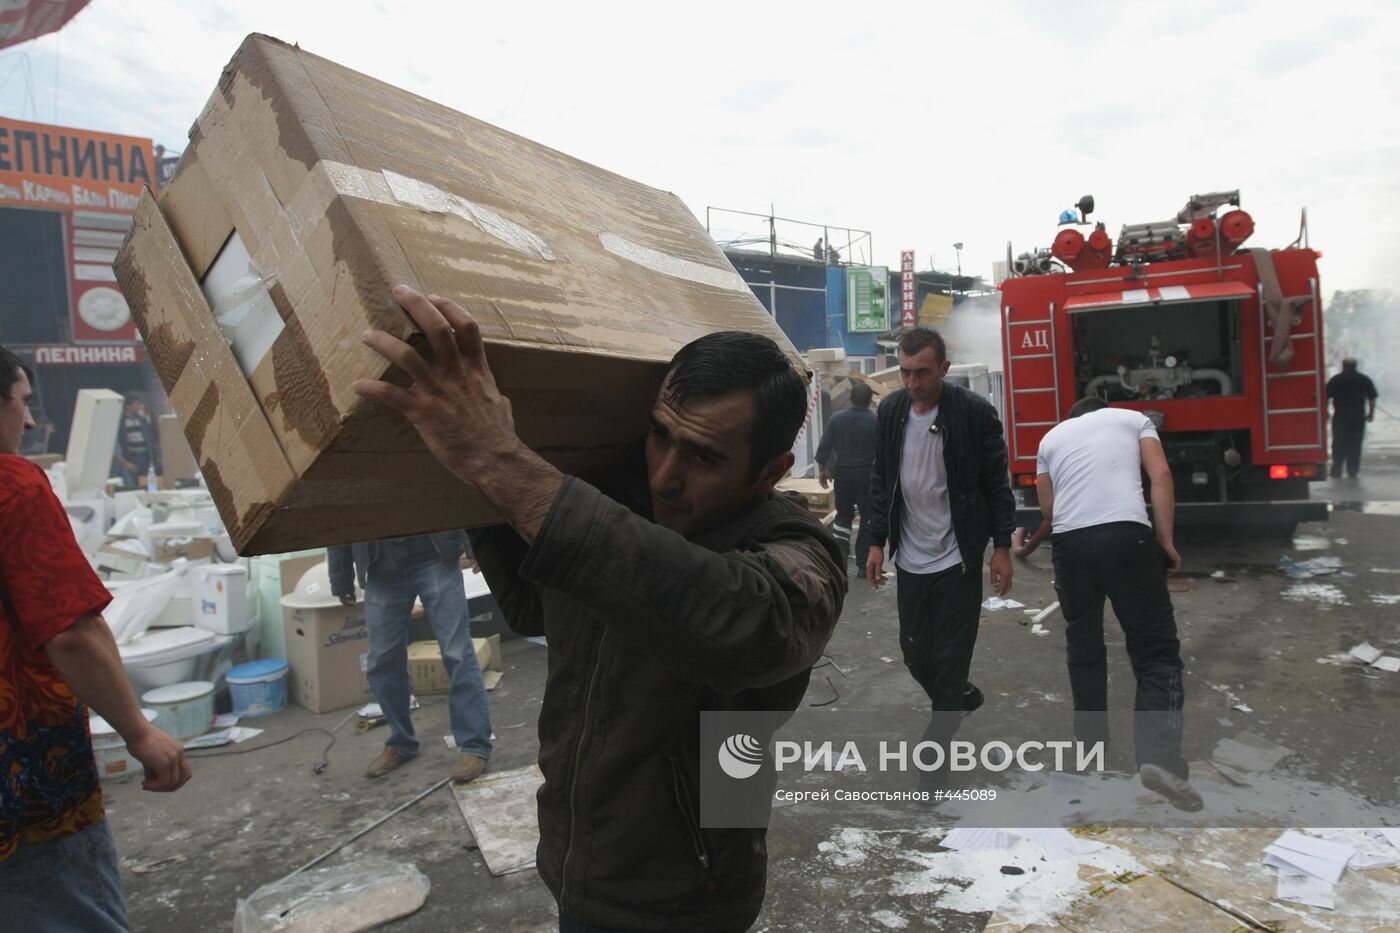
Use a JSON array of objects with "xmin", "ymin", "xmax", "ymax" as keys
[
  {"xmin": 468, "ymin": 442, "xmax": 565, "ymax": 543},
  {"xmin": 1149, "ymin": 475, "xmax": 1175, "ymax": 546},
  {"xmin": 45, "ymin": 615, "xmax": 153, "ymax": 741}
]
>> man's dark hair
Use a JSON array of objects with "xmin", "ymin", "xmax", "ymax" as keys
[
  {"xmin": 1, "ymin": 346, "xmax": 33, "ymax": 401},
  {"xmin": 1342, "ymin": 358, "xmax": 1358, "ymax": 370},
  {"xmin": 850, "ymin": 382, "xmax": 874, "ymax": 409},
  {"xmin": 897, "ymin": 327, "xmax": 947, "ymax": 363},
  {"xmin": 1069, "ymin": 396, "xmax": 1109, "ymax": 418},
  {"xmin": 665, "ymin": 332, "xmax": 807, "ymax": 479}
]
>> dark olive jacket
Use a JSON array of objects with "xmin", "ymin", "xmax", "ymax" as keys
[{"xmin": 470, "ymin": 475, "xmax": 845, "ymax": 932}]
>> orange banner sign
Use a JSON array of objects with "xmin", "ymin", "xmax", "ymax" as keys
[{"xmin": 0, "ymin": 118, "xmax": 155, "ymax": 213}]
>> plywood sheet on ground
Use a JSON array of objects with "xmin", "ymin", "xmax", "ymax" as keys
[{"xmin": 451, "ymin": 764, "xmax": 543, "ymax": 877}]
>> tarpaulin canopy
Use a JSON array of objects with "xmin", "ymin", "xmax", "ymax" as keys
[{"xmin": 0, "ymin": 0, "xmax": 90, "ymax": 51}]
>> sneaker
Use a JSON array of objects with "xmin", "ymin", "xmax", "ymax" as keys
[
  {"xmin": 366, "ymin": 747, "xmax": 409, "ymax": 779},
  {"xmin": 1139, "ymin": 763, "xmax": 1203, "ymax": 812},
  {"xmin": 452, "ymin": 753, "xmax": 488, "ymax": 784}
]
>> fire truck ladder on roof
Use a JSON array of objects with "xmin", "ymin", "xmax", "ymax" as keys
[
  {"xmin": 1003, "ymin": 303, "xmax": 1062, "ymax": 464},
  {"xmin": 1258, "ymin": 277, "xmax": 1324, "ymax": 452}
]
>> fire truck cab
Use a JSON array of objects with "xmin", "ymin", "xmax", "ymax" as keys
[{"xmin": 1000, "ymin": 191, "xmax": 1329, "ymax": 536}]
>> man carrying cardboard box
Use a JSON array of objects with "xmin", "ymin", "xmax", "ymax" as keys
[
  {"xmin": 0, "ymin": 347, "xmax": 191, "ymax": 931},
  {"xmin": 355, "ymin": 287, "xmax": 847, "ymax": 933},
  {"xmin": 327, "ymin": 533, "xmax": 492, "ymax": 783}
]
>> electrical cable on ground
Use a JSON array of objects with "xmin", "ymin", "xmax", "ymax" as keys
[
  {"xmin": 186, "ymin": 728, "xmax": 336, "ymax": 775},
  {"xmin": 808, "ymin": 675, "xmax": 839, "ymax": 707}
]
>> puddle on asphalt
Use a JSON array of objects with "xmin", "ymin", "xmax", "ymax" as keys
[{"xmin": 1330, "ymin": 500, "xmax": 1400, "ymax": 516}]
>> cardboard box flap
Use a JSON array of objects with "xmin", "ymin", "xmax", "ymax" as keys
[
  {"xmin": 198, "ymin": 34, "xmax": 800, "ymax": 366},
  {"xmin": 115, "ymin": 190, "xmax": 296, "ymax": 550}
]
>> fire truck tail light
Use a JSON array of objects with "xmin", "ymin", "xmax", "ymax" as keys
[
  {"xmin": 1016, "ymin": 474, "xmax": 1038, "ymax": 487},
  {"xmin": 1293, "ymin": 464, "xmax": 1321, "ymax": 479},
  {"xmin": 1268, "ymin": 465, "xmax": 1289, "ymax": 480}
]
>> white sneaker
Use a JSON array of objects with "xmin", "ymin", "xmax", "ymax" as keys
[{"xmin": 1139, "ymin": 763, "xmax": 1203, "ymax": 812}]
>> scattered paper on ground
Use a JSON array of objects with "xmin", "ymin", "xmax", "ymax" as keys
[{"xmin": 1264, "ymin": 830, "xmax": 1355, "ymax": 885}]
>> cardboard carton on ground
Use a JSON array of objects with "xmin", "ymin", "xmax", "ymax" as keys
[
  {"xmin": 776, "ymin": 476, "xmax": 834, "ymax": 512},
  {"xmin": 283, "ymin": 601, "xmax": 374, "ymax": 714},
  {"xmin": 114, "ymin": 33, "xmax": 802, "ymax": 556},
  {"xmin": 407, "ymin": 635, "xmax": 502, "ymax": 696},
  {"xmin": 157, "ymin": 413, "xmax": 198, "ymax": 487},
  {"xmin": 152, "ymin": 537, "xmax": 215, "ymax": 564}
]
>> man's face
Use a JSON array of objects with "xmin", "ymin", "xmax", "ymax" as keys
[
  {"xmin": 645, "ymin": 387, "xmax": 789, "ymax": 539},
  {"xmin": 0, "ymin": 370, "xmax": 36, "ymax": 455},
  {"xmin": 899, "ymin": 346, "xmax": 950, "ymax": 404}
]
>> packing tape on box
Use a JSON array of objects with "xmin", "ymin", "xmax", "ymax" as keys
[{"xmin": 597, "ymin": 232, "xmax": 750, "ymax": 293}]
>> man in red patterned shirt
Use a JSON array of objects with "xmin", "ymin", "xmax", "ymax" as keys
[{"xmin": 0, "ymin": 347, "xmax": 191, "ymax": 931}]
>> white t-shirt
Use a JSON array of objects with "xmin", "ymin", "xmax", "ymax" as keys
[
  {"xmin": 896, "ymin": 405, "xmax": 962, "ymax": 573},
  {"xmin": 1035, "ymin": 408, "xmax": 1159, "ymax": 534}
]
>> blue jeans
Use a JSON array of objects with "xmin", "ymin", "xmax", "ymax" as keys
[
  {"xmin": 0, "ymin": 819, "xmax": 130, "ymax": 931},
  {"xmin": 364, "ymin": 541, "xmax": 492, "ymax": 759}
]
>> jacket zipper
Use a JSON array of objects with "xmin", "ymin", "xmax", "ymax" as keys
[
  {"xmin": 669, "ymin": 756, "xmax": 711, "ymax": 870},
  {"xmin": 560, "ymin": 627, "xmax": 610, "ymax": 904},
  {"xmin": 887, "ymin": 406, "xmax": 907, "ymax": 558},
  {"xmin": 936, "ymin": 397, "xmax": 969, "ymax": 574}
]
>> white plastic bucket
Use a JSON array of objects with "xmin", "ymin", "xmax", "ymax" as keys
[
  {"xmin": 141, "ymin": 681, "xmax": 215, "ymax": 740},
  {"xmin": 89, "ymin": 709, "xmax": 158, "ymax": 781}
]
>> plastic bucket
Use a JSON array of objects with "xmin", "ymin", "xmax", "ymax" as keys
[
  {"xmin": 89, "ymin": 709, "xmax": 158, "ymax": 781},
  {"xmin": 142, "ymin": 681, "xmax": 215, "ymax": 740},
  {"xmin": 225, "ymin": 659, "xmax": 289, "ymax": 718}
]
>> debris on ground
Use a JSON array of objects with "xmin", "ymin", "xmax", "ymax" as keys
[
  {"xmin": 982, "ymin": 597, "xmax": 1026, "ymax": 611},
  {"xmin": 1209, "ymin": 731, "xmax": 1292, "ymax": 781},
  {"xmin": 1281, "ymin": 582, "xmax": 1348, "ymax": 606},
  {"xmin": 1279, "ymin": 555, "xmax": 1343, "ymax": 578},
  {"xmin": 451, "ymin": 765, "xmax": 544, "ymax": 876},
  {"xmin": 232, "ymin": 858, "xmax": 429, "ymax": 933}
]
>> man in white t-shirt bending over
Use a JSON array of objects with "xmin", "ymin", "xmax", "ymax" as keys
[{"xmin": 1035, "ymin": 396, "xmax": 1200, "ymax": 812}]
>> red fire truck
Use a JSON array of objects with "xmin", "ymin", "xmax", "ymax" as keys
[{"xmin": 999, "ymin": 191, "xmax": 1328, "ymax": 536}]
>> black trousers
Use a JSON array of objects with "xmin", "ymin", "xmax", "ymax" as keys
[
  {"xmin": 1332, "ymin": 417, "xmax": 1366, "ymax": 477},
  {"xmin": 1050, "ymin": 522, "xmax": 1188, "ymax": 779},
  {"xmin": 832, "ymin": 465, "xmax": 874, "ymax": 571},
  {"xmin": 896, "ymin": 563, "xmax": 982, "ymax": 752}
]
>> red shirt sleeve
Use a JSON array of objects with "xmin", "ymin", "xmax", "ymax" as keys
[{"xmin": 0, "ymin": 456, "xmax": 113, "ymax": 651}]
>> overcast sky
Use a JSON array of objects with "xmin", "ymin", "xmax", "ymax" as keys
[{"xmin": 3, "ymin": 0, "xmax": 1397, "ymax": 293}]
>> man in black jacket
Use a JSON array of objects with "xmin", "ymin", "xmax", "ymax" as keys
[
  {"xmin": 354, "ymin": 286, "xmax": 846, "ymax": 933},
  {"xmin": 816, "ymin": 381, "xmax": 878, "ymax": 575},
  {"xmin": 1326, "ymin": 358, "xmax": 1379, "ymax": 478},
  {"xmin": 865, "ymin": 328, "xmax": 1016, "ymax": 775}
]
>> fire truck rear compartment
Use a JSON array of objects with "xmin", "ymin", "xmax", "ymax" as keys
[{"xmin": 1072, "ymin": 298, "xmax": 1243, "ymax": 403}]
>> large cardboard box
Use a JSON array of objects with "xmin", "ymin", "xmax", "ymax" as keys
[
  {"xmin": 283, "ymin": 601, "xmax": 374, "ymax": 714},
  {"xmin": 114, "ymin": 34, "xmax": 801, "ymax": 555},
  {"xmin": 407, "ymin": 635, "xmax": 501, "ymax": 696}
]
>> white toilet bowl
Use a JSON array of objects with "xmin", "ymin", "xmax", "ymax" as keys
[{"xmin": 119, "ymin": 626, "xmax": 233, "ymax": 693}]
